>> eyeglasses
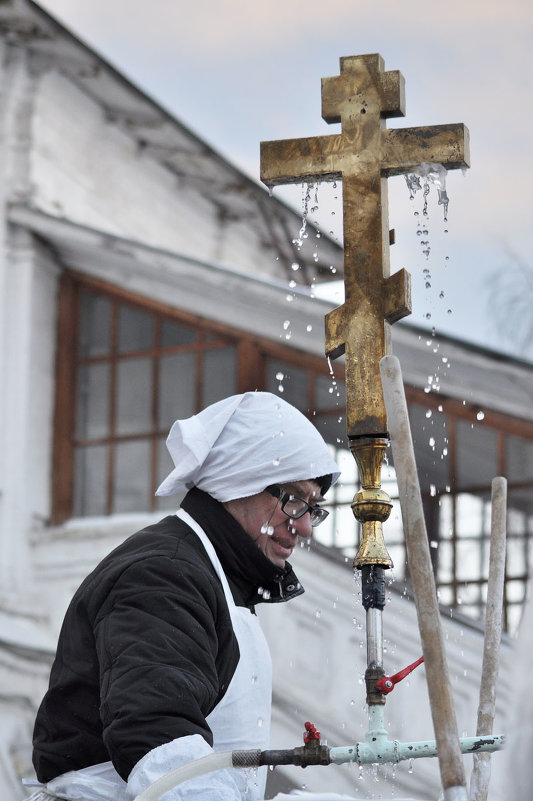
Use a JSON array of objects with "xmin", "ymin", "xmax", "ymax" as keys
[{"xmin": 265, "ymin": 485, "xmax": 329, "ymax": 528}]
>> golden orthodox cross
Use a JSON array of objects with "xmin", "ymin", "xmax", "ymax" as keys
[{"xmin": 260, "ymin": 53, "xmax": 469, "ymax": 439}]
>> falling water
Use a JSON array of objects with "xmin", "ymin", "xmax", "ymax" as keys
[{"xmin": 405, "ymin": 162, "xmax": 449, "ymax": 222}]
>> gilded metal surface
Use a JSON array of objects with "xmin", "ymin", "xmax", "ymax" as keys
[
  {"xmin": 351, "ymin": 437, "xmax": 393, "ymax": 567},
  {"xmin": 260, "ymin": 53, "xmax": 468, "ymax": 571},
  {"xmin": 260, "ymin": 53, "xmax": 469, "ymax": 438}
]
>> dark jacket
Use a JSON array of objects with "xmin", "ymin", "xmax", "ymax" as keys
[{"xmin": 32, "ymin": 489, "xmax": 303, "ymax": 782}]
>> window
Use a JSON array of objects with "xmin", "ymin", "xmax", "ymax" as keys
[
  {"xmin": 52, "ymin": 273, "xmax": 533, "ymax": 632},
  {"xmin": 53, "ymin": 275, "xmax": 239, "ymax": 519}
]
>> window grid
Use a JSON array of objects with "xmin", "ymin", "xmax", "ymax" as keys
[{"xmin": 54, "ymin": 274, "xmax": 533, "ymax": 633}]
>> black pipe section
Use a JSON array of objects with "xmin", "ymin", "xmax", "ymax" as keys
[
  {"xmin": 231, "ymin": 746, "xmax": 331, "ymax": 769},
  {"xmin": 361, "ymin": 565, "xmax": 385, "ymax": 610}
]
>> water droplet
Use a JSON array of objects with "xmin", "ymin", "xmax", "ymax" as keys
[
  {"xmin": 315, "ymin": 609, "xmax": 321, "ymax": 619},
  {"xmin": 272, "ymin": 458, "xmax": 280, "ymax": 466},
  {"xmin": 276, "ymin": 371, "xmax": 284, "ymax": 380},
  {"xmin": 306, "ymin": 324, "xmax": 312, "ymax": 332},
  {"xmin": 289, "ymin": 279, "xmax": 296, "ymax": 288},
  {"xmin": 425, "ymin": 409, "xmax": 432, "ymax": 418},
  {"xmin": 430, "ymin": 540, "xmax": 438, "ymax": 549},
  {"xmin": 430, "ymin": 484, "xmax": 436, "ymax": 497},
  {"xmin": 285, "ymin": 294, "xmax": 294, "ymax": 303},
  {"xmin": 291, "ymin": 262, "xmax": 299, "ymax": 271},
  {"xmin": 476, "ymin": 411, "xmax": 485, "ymax": 421},
  {"xmin": 257, "ymin": 718, "xmax": 263, "ymax": 727}
]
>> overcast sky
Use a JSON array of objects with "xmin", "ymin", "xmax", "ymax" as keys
[{"xmin": 38, "ymin": 0, "xmax": 533, "ymax": 360}]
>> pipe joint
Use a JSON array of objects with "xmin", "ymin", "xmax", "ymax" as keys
[
  {"xmin": 292, "ymin": 742, "xmax": 331, "ymax": 767},
  {"xmin": 365, "ymin": 664, "xmax": 387, "ymax": 705}
]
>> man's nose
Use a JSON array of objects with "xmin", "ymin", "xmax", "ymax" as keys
[{"xmin": 289, "ymin": 512, "xmax": 313, "ymax": 539}]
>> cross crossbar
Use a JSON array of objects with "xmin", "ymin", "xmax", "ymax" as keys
[{"xmin": 260, "ymin": 53, "xmax": 469, "ymax": 437}]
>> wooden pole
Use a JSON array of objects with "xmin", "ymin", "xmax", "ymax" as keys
[
  {"xmin": 380, "ymin": 355, "xmax": 467, "ymax": 800},
  {"xmin": 469, "ymin": 477, "xmax": 507, "ymax": 801}
]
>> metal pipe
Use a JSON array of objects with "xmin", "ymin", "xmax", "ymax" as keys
[
  {"xmin": 329, "ymin": 734, "xmax": 505, "ymax": 766},
  {"xmin": 469, "ymin": 476, "xmax": 507, "ymax": 801},
  {"xmin": 135, "ymin": 734, "xmax": 506, "ymax": 800},
  {"xmin": 366, "ymin": 606, "xmax": 383, "ymax": 668},
  {"xmin": 379, "ymin": 355, "xmax": 467, "ymax": 796}
]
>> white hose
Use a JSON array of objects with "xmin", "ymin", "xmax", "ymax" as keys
[{"xmin": 133, "ymin": 751, "xmax": 234, "ymax": 801}]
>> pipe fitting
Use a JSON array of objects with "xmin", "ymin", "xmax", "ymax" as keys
[
  {"xmin": 292, "ymin": 742, "xmax": 331, "ymax": 767},
  {"xmin": 365, "ymin": 664, "xmax": 387, "ymax": 705}
]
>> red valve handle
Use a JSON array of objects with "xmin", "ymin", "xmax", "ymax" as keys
[
  {"xmin": 376, "ymin": 656, "xmax": 424, "ymax": 694},
  {"xmin": 303, "ymin": 721, "xmax": 321, "ymax": 743}
]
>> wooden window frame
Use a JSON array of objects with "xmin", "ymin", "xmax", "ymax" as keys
[{"xmin": 51, "ymin": 271, "xmax": 338, "ymax": 523}]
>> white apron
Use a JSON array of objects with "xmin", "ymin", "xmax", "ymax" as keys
[
  {"xmin": 26, "ymin": 508, "xmax": 272, "ymax": 801},
  {"xmin": 179, "ymin": 508, "xmax": 272, "ymax": 799}
]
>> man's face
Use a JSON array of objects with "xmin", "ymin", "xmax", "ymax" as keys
[{"xmin": 224, "ymin": 479, "xmax": 323, "ymax": 569}]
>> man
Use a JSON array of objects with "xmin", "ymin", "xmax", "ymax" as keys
[{"xmin": 29, "ymin": 391, "xmax": 340, "ymax": 801}]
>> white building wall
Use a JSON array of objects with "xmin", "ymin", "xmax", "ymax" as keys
[
  {"xmin": 0, "ymin": 5, "xmax": 519, "ymax": 800},
  {"xmin": 29, "ymin": 68, "xmax": 291, "ymax": 282}
]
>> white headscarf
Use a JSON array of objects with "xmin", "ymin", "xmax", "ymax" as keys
[{"xmin": 156, "ymin": 391, "xmax": 340, "ymax": 502}]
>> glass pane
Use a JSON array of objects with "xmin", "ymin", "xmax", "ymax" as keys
[
  {"xmin": 79, "ymin": 293, "xmax": 111, "ymax": 358},
  {"xmin": 407, "ymin": 404, "xmax": 450, "ymax": 493},
  {"xmin": 315, "ymin": 373, "xmax": 346, "ymax": 411},
  {"xmin": 456, "ymin": 420, "xmax": 498, "ymax": 491},
  {"xmin": 116, "ymin": 358, "xmax": 152, "ymax": 436},
  {"xmin": 507, "ymin": 435, "xmax": 533, "ymax": 483},
  {"xmin": 118, "ymin": 305, "xmax": 154, "ymax": 353},
  {"xmin": 156, "ymin": 437, "xmax": 184, "ymax": 511},
  {"xmin": 73, "ymin": 444, "xmax": 108, "ymax": 516},
  {"xmin": 456, "ymin": 536, "xmax": 480, "ymax": 581},
  {"xmin": 158, "ymin": 352, "xmax": 196, "ymax": 430},
  {"xmin": 506, "ymin": 529, "xmax": 528, "ymax": 577},
  {"xmin": 314, "ymin": 413, "xmax": 346, "ymax": 449},
  {"xmin": 202, "ymin": 347, "xmax": 237, "ymax": 407},
  {"xmin": 76, "ymin": 363, "xmax": 110, "ymax": 439},
  {"xmin": 438, "ymin": 585, "xmax": 454, "ymax": 607},
  {"xmin": 161, "ymin": 319, "xmax": 196, "ymax": 347},
  {"xmin": 267, "ymin": 361, "xmax": 308, "ymax": 411},
  {"xmin": 114, "ymin": 439, "xmax": 151, "ymax": 513}
]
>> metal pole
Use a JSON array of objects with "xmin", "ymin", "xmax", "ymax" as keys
[
  {"xmin": 469, "ymin": 477, "xmax": 507, "ymax": 801},
  {"xmin": 380, "ymin": 355, "xmax": 467, "ymax": 800}
]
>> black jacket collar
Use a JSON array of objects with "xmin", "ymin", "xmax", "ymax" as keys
[{"xmin": 181, "ymin": 488, "xmax": 304, "ymax": 609}]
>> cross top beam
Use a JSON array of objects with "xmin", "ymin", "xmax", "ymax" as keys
[{"xmin": 260, "ymin": 54, "xmax": 469, "ymax": 437}]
